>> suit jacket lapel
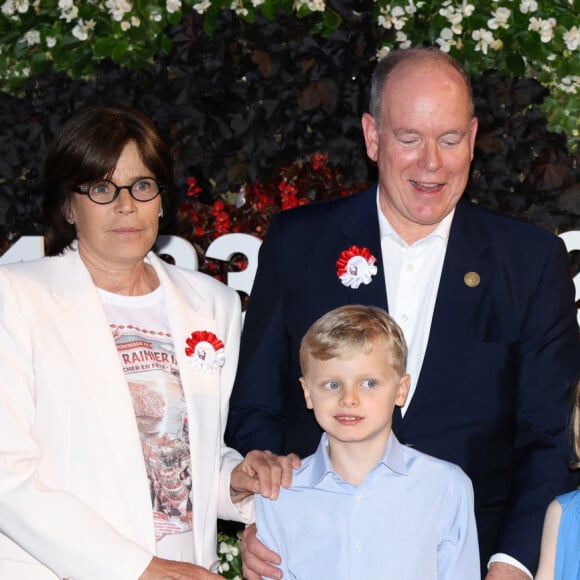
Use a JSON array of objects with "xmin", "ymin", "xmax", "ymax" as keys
[
  {"xmin": 337, "ymin": 187, "xmax": 389, "ymax": 309},
  {"xmin": 148, "ymin": 254, "xmax": 223, "ymax": 558},
  {"xmin": 397, "ymin": 199, "xmax": 494, "ymax": 429}
]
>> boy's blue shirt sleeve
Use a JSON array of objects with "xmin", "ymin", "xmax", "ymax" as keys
[{"xmin": 438, "ymin": 465, "xmax": 480, "ymax": 580}]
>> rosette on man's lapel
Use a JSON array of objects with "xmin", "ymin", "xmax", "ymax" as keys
[{"xmin": 336, "ymin": 245, "xmax": 378, "ymax": 289}]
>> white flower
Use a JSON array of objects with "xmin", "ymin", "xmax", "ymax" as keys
[
  {"xmin": 120, "ymin": 20, "xmax": 130, "ymax": 31},
  {"xmin": 404, "ymin": 0, "xmax": 418, "ymax": 16},
  {"xmin": 558, "ymin": 76, "xmax": 580, "ymax": 95},
  {"xmin": 193, "ymin": 0, "xmax": 210, "ymax": 13},
  {"xmin": 391, "ymin": 5, "xmax": 407, "ymax": 29},
  {"xmin": 58, "ymin": 0, "xmax": 78, "ymax": 23},
  {"xmin": 461, "ymin": 1, "xmax": 475, "ymax": 16},
  {"xmin": 488, "ymin": 7, "xmax": 511, "ymax": 30},
  {"xmin": 519, "ymin": 0, "xmax": 537, "ymax": 14},
  {"xmin": 306, "ymin": 0, "xmax": 325, "ymax": 11},
  {"xmin": 1, "ymin": 0, "xmax": 16, "ymax": 17},
  {"xmin": 436, "ymin": 27, "xmax": 455, "ymax": 52},
  {"xmin": 23, "ymin": 29, "xmax": 40, "ymax": 46},
  {"xmin": 379, "ymin": 5, "xmax": 408, "ymax": 30},
  {"xmin": 46, "ymin": 36, "xmax": 57, "ymax": 48},
  {"xmin": 376, "ymin": 45, "xmax": 391, "ymax": 59},
  {"xmin": 528, "ymin": 16, "xmax": 557, "ymax": 43},
  {"xmin": 105, "ymin": 0, "xmax": 132, "ymax": 22},
  {"xmin": 220, "ymin": 562, "xmax": 230, "ymax": 572},
  {"xmin": 294, "ymin": 0, "xmax": 326, "ymax": 12},
  {"xmin": 396, "ymin": 30, "xmax": 411, "ymax": 48},
  {"xmin": 251, "ymin": 0, "xmax": 265, "ymax": 6},
  {"xmin": 72, "ymin": 18, "xmax": 95, "ymax": 41},
  {"xmin": 472, "ymin": 28, "xmax": 495, "ymax": 54},
  {"xmin": 563, "ymin": 26, "xmax": 579, "ymax": 51},
  {"xmin": 166, "ymin": 0, "xmax": 181, "ymax": 13},
  {"xmin": 15, "ymin": 0, "xmax": 28, "ymax": 13},
  {"xmin": 150, "ymin": 10, "xmax": 162, "ymax": 21},
  {"xmin": 2, "ymin": 0, "xmax": 29, "ymax": 15},
  {"xmin": 131, "ymin": 16, "xmax": 140, "ymax": 26},
  {"xmin": 229, "ymin": 0, "xmax": 248, "ymax": 16}
]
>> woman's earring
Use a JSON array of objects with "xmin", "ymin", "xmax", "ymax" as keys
[
  {"xmin": 158, "ymin": 207, "xmax": 164, "ymax": 219},
  {"xmin": 66, "ymin": 216, "xmax": 74, "ymax": 225}
]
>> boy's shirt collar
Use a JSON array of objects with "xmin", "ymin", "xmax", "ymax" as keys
[{"xmin": 305, "ymin": 431, "xmax": 410, "ymax": 488}]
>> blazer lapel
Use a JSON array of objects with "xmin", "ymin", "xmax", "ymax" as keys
[
  {"xmin": 149, "ymin": 254, "xmax": 223, "ymax": 561},
  {"xmin": 397, "ymin": 199, "xmax": 494, "ymax": 429},
  {"xmin": 48, "ymin": 250, "xmax": 155, "ymax": 549},
  {"xmin": 337, "ymin": 187, "xmax": 389, "ymax": 309}
]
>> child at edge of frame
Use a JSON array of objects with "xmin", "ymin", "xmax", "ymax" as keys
[{"xmin": 536, "ymin": 379, "xmax": 580, "ymax": 580}]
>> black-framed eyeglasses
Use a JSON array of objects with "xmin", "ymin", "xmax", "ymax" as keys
[{"xmin": 73, "ymin": 177, "xmax": 165, "ymax": 205}]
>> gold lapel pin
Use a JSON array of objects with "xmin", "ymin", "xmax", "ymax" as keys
[{"xmin": 464, "ymin": 271, "xmax": 481, "ymax": 288}]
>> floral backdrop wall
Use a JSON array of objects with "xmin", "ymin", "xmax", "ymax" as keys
[{"xmin": 1, "ymin": 3, "xmax": 578, "ymax": 253}]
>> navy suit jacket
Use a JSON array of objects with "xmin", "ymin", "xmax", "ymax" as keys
[{"xmin": 225, "ymin": 187, "xmax": 580, "ymax": 573}]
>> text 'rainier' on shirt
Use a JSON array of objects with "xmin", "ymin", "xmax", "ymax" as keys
[{"xmin": 99, "ymin": 286, "xmax": 193, "ymax": 551}]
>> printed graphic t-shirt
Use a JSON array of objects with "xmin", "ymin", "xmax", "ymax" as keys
[{"xmin": 99, "ymin": 286, "xmax": 194, "ymax": 560}]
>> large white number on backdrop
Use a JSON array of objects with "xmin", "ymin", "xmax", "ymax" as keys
[
  {"xmin": 1, "ymin": 232, "xmax": 579, "ymax": 324},
  {"xmin": 204, "ymin": 233, "xmax": 262, "ymax": 298},
  {"xmin": 0, "ymin": 233, "xmax": 262, "ymax": 298},
  {"xmin": 561, "ymin": 231, "xmax": 580, "ymax": 326}
]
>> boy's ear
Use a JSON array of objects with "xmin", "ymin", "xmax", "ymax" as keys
[
  {"xmin": 299, "ymin": 377, "xmax": 314, "ymax": 409},
  {"xmin": 396, "ymin": 373, "xmax": 411, "ymax": 407}
]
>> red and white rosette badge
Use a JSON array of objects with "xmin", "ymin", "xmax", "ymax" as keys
[
  {"xmin": 185, "ymin": 330, "xmax": 225, "ymax": 372},
  {"xmin": 336, "ymin": 245, "xmax": 378, "ymax": 289}
]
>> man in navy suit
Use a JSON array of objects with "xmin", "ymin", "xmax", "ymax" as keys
[{"xmin": 225, "ymin": 47, "xmax": 580, "ymax": 579}]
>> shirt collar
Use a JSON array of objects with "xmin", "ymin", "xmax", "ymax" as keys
[
  {"xmin": 376, "ymin": 188, "xmax": 454, "ymax": 247},
  {"xmin": 307, "ymin": 431, "xmax": 410, "ymax": 488}
]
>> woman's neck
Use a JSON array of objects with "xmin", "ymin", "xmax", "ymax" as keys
[{"xmin": 80, "ymin": 250, "xmax": 159, "ymax": 296}]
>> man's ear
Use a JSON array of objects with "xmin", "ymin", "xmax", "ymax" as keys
[
  {"xmin": 299, "ymin": 377, "xmax": 314, "ymax": 410},
  {"xmin": 361, "ymin": 112, "xmax": 379, "ymax": 163},
  {"xmin": 396, "ymin": 373, "xmax": 411, "ymax": 407}
]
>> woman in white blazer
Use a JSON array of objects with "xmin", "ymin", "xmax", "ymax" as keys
[{"xmin": 0, "ymin": 105, "xmax": 296, "ymax": 580}]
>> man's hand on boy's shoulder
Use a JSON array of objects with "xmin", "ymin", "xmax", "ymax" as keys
[{"xmin": 486, "ymin": 562, "xmax": 530, "ymax": 580}]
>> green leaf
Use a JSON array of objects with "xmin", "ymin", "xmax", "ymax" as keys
[
  {"xmin": 111, "ymin": 39, "xmax": 130, "ymax": 61},
  {"xmin": 505, "ymin": 53, "xmax": 525, "ymax": 77},
  {"xmin": 321, "ymin": 9, "xmax": 342, "ymax": 34},
  {"xmin": 94, "ymin": 37, "xmax": 115, "ymax": 58}
]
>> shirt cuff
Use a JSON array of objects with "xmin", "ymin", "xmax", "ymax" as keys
[{"xmin": 488, "ymin": 553, "xmax": 532, "ymax": 579}]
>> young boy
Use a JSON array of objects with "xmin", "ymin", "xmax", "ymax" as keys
[{"xmin": 255, "ymin": 305, "xmax": 480, "ymax": 579}]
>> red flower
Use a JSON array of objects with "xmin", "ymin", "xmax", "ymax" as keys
[
  {"xmin": 278, "ymin": 180, "xmax": 298, "ymax": 195},
  {"xmin": 214, "ymin": 211, "xmax": 232, "ymax": 235},
  {"xmin": 186, "ymin": 177, "xmax": 203, "ymax": 197},
  {"xmin": 281, "ymin": 194, "xmax": 300, "ymax": 210},
  {"xmin": 212, "ymin": 200, "xmax": 226, "ymax": 214},
  {"xmin": 311, "ymin": 152, "xmax": 328, "ymax": 170}
]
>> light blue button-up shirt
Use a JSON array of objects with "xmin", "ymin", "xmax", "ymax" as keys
[{"xmin": 255, "ymin": 432, "xmax": 480, "ymax": 579}]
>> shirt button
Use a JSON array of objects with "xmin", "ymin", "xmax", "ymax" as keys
[
  {"xmin": 406, "ymin": 263, "xmax": 414, "ymax": 271},
  {"xmin": 355, "ymin": 492, "xmax": 362, "ymax": 500},
  {"xmin": 401, "ymin": 314, "xmax": 409, "ymax": 322}
]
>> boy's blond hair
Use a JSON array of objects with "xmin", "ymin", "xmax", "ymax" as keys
[{"xmin": 299, "ymin": 305, "xmax": 407, "ymax": 376}]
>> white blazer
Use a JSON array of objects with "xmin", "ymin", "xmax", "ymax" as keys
[{"xmin": 0, "ymin": 248, "xmax": 252, "ymax": 579}]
